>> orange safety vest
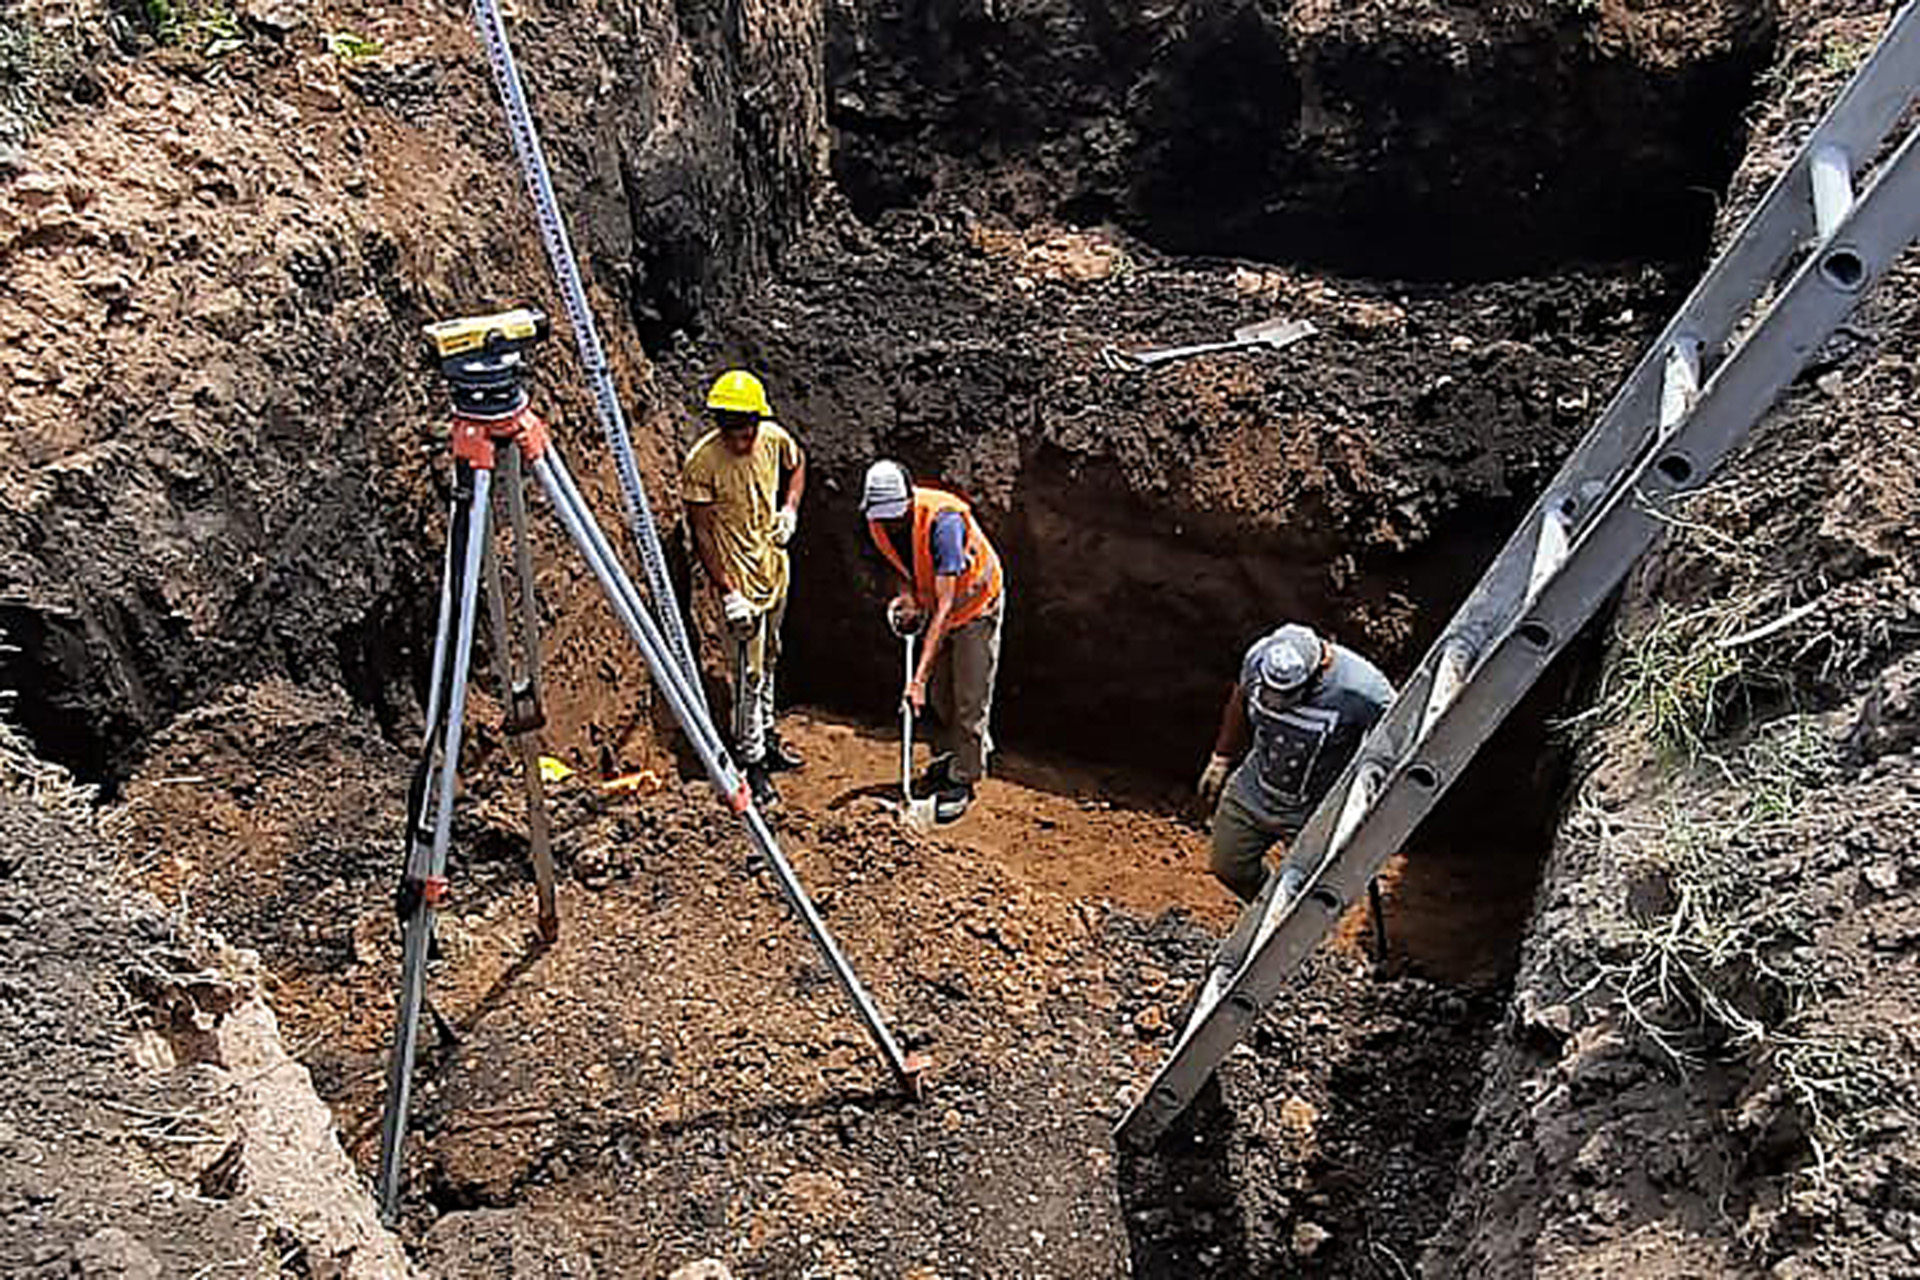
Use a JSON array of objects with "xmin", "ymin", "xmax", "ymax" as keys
[{"xmin": 868, "ymin": 487, "xmax": 1004, "ymax": 628}]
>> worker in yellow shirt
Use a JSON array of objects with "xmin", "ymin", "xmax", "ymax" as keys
[{"xmin": 682, "ymin": 370, "xmax": 806, "ymax": 809}]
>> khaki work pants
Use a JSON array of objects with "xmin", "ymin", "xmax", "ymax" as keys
[
  {"xmin": 926, "ymin": 600, "xmax": 1003, "ymax": 785},
  {"xmin": 732, "ymin": 587, "xmax": 788, "ymax": 765},
  {"xmin": 1208, "ymin": 789, "xmax": 1306, "ymax": 903}
]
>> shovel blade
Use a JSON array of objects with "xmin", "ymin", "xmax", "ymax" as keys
[
  {"xmin": 899, "ymin": 795, "xmax": 937, "ymax": 833},
  {"xmin": 1231, "ymin": 316, "xmax": 1317, "ymax": 347}
]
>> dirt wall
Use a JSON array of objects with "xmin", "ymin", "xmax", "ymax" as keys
[
  {"xmin": 0, "ymin": 0, "xmax": 826, "ymax": 789},
  {"xmin": 683, "ymin": 212, "xmax": 1666, "ymax": 780},
  {"xmin": 0, "ymin": 721, "xmax": 409, "ymax": 1276},
  {"xmin": 827, "ymin": 0, "xmax": 1774, "ymax": 278}
]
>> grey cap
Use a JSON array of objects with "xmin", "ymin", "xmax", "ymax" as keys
[
  {"xmin": 1251, "ymin": 624, "xmax": 1323, "ymax": 716},
  {"xmin": 861, "ymin": 459, "xmax": 911, "ymax": 519}
]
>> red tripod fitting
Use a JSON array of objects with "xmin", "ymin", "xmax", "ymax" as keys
[{"xmin": 451, "ymin": 407, "xmax": 552, "ymax": 470}]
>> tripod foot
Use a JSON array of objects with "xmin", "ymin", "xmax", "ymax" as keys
[{"xmin": 900, "ymin": 1051, "xmax": 934, "ymax": 1100}]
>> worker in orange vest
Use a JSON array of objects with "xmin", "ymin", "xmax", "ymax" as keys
[{"xmin": 860, "ymin": 460, "xmax": 1005, "ymax": 823}]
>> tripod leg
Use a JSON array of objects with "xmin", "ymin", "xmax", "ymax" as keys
[
  {"xmin": 531, "ymin": 446, "xmax": 924, "ymax": 1091},
  {"xmin": 732, "ymin": 634, "xmax": 751, "ymax": 758},
  {"xmin": 378, "ymin": 465, "xmax": 493, "ymax": 1225},
  {"xmin": 485, "ymin": 448, "xmax": 559, "ymax": 942},
  {"xmin": 1367, "ymin": 877, "xmax": 1389, "ymax": 963}
]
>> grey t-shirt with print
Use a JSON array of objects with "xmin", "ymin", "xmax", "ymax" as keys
[{"xmin": 1226, "ymin": 633, "xmax": 1395, "ymax": 831}]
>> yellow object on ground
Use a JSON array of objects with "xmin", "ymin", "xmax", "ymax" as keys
[
  {"xmin": 537, "ymin": 755, "xmax": 575, "ymax": 783},
  {"xmin": 598, "ymin": 770, "xmax": 661, "ymax": 796}
]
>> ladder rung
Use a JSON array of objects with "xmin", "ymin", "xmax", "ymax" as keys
[
  {"xmin": 1330, "ymin": 761, "xmax": 1385, "ymax": 855},
  {"xmin": 1528, "ymin": 507, "xmax": 1573, "ymax": 603},
  {"xmin": 1660, "ymin": 338, "xmax": 1702, "ymax": 435},
  {"xmin": 1812, "ymin": 144, "xmax": 1856, "ymax": 240},
  {"xmin": 1417, "ymin": 638, "xmax": 1476, "ymax": 744}
]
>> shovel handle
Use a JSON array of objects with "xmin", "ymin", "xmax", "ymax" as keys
[{"xmin": 900, "ymin": 632, "xmax": 916, "ymax": 800}]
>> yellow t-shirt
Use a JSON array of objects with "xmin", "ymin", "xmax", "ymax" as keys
[{"xmin": 681, "ymin": 420, "xmax": 801, "ymax": 611}]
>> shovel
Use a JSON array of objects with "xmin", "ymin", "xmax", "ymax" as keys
[
  {"xmin": 895, "ymin": 631, "xmax": 938, "ymax": 832},
  {"xmin": 1101, "ymin": 316, "xmax": 1317, "ymax": 371}
]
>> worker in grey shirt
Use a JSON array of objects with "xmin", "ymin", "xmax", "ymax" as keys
[{"xmin": 1196, "ymin": 623, "xmax": 1395, "ymax": 902}]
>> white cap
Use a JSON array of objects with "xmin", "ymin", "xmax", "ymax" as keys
[
  {"xmin": 1252, "ymin": 624, "xmax": 1323, "ymax": 716},
  {"xmin": 861, "ymin": 460, "xmax": 911, "ymax": 519}
]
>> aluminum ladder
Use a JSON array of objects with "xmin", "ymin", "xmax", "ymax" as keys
[{"xmin": 1116, "ymin": 0, "xmax": 1920, "ymax": 1147}]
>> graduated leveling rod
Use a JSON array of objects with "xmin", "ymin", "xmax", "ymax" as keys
[{"xmin": 376, "ymin": 311, "xmax": 928, "ymax": 1224}]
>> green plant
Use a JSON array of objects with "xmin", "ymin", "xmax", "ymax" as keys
[
  {"xmin": 323, "ymin": 29, "xmax": 383, "ymax": 62},
  {"xmin": 1588, "ymin": 601, "xmax": 1747, "ymax": 760},
  {"xmin": 1573, "ymin": 772, "xmax": 1898, "ymax": 1193},
  {"xmin": 1821, "ymin": 37, "xmax": 1866, "ymax": 77},
  {"xmin": 0, "ymin": 8, "xmax": 74, "ymax": 144},
  {"xmin": 1726, "ymin": 716, "xmax": 1833, "ymax": 825},
  {"xmin": 114, "ymin": 0, "xmax": 246, "ymax": 56}
]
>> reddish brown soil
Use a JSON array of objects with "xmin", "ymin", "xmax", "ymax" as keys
[
  {"xmin": 9, "ymin": 0, "xmax": 1914, "ymax": 1276},
  {"xmin": 104, "ymin": 685, "xmax": 1523, "ymax": 1275}
]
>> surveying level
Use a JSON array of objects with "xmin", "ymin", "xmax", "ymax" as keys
[
  {"xmin": 424, "ymin": 308, "xmax": 554, "ymax": 421},
  {"xmin": 376, "ymin": 310, "xmax": 925, "ymax": 1224},
  {"xmin": 424, "ymin": 307, "xmax": 551, "ymax": 358}
]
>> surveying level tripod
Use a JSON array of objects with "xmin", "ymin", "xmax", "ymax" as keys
[
  {"xmin": 376, "ymin": 312, "xmax": 926, "ymax": 1224},
  {"xmin": 1116, "ymin": 0, "xmax": 1920, "ymax": 1147}
]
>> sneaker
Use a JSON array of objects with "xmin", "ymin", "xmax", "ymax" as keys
[
  {"xmin": 764, "ymin": 729, "xmax": 804, "ymax": 773},
  {"xmin": 916, "ymin": 753, "xmax": 955, "ymax": 793},
  {"xmin": 745, "ymin": 762, "xmax": 780, "ymax": 810},
  {"xmin": 933, "ymin": 781, "xmax": 974, "ymax": 825}
]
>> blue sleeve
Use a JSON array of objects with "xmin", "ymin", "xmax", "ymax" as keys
[{"xmin": 929, "ymin": 512, "xmax": 968, "ymax": 575}]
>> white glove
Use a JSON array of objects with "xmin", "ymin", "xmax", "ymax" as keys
[
  {"xmin": 772, "ymin": 507, "xmax": 798, "ymax": 547},
  {"xmin": 1196, "ymin": 753, "xmax": 1232, "ymax": 809},
  {"xmin": 722, "ymin": 590, "xmax": 756, "ymax": 633},
  {"xmin": 887, "ymin": 596, "xmax": 922, "ymax": 637}
]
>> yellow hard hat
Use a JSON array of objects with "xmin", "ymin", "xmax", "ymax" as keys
[{"xmin": 706, "ymin": 369, "xmax": 771, "ymax": 417}]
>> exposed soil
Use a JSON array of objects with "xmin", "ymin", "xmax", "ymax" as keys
[
  {"xmin": 1427, "ymin": 7, "xmax": 1920, "ymax": 1276},
  {"xmin": 826, "ymin": 0, "xmax": 1775, "ymax": 278},
  {"xmin": 108, "ymin": 693, "xmax": 1534, "ymax": 1275},
  {"xmin": 0, "ymin": 0, "xmax": 824, "ymax": 794},
  {"xmin": 5, "ymin": 0, "xmax": 1917, "ymax": 1275},
  {"xmin": 0, "ymin": 727, "xmax": 404, "ymax": 1277},
  {"xmin": 685, "ymin": 205, "xmax": 1664, "ymax": 782}
]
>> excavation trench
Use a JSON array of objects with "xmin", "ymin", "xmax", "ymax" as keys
[{"xmin": 2, "ymin": 0, "xmax": 1793, "ymax": 1272}]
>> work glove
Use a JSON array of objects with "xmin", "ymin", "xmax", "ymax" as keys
[
  {"xmin": 772, "ymin": 506, "xmax": 798, "ymax": 547},
  {"xmin": 1196, "ymin": 752, "xmax": 1232, "ymax": 810},
  {"xmin": 722, "ymin": 590, "xmax": 756, "ymax": 635},
  {"xmin": 887, "ymin": 596, "xmax": 922, "ymax": 637}
]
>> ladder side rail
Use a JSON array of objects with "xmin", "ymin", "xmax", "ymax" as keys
[
  {"xmin": 1120, "ymin": 121, "xmax": 1920, "ymax": 1145},
  {"xmin": 1418, "ymin": 0, "xmax": 1920, "ymax": 676}
]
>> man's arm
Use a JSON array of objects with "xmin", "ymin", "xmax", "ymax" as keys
[
  {"xmin": 904, "ymin": 573, "xmax": 957, "ymax": 709},
  {"xmin": 1198, "ymin": 681, "xmax": 1249, "ymax": 807},
  {"xmin": 687, "ymin": 502, "xmax": 734, "ymax": 595},
  {"xmin": 783, "ymin": 444, "xmax": 806, "ymax": 517},
  {"xmin": 1212, "ymin": 682, "xmax": 1251, "ymax": 759}
]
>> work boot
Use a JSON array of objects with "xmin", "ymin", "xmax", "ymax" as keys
[
  {"xmin": 764, "ymin": 728, "xmax": 804, "ymax": 773},
  {"xmin": 745, "ymin": 762, "xmax": 780, "ymax": 811},
  {"xmin": 933, "ymin": 780, "xmax": 974, "ymax": 825},
  {"xmin": 917, "ymin": 753, "xmax": 954, "ymax": 793}
]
